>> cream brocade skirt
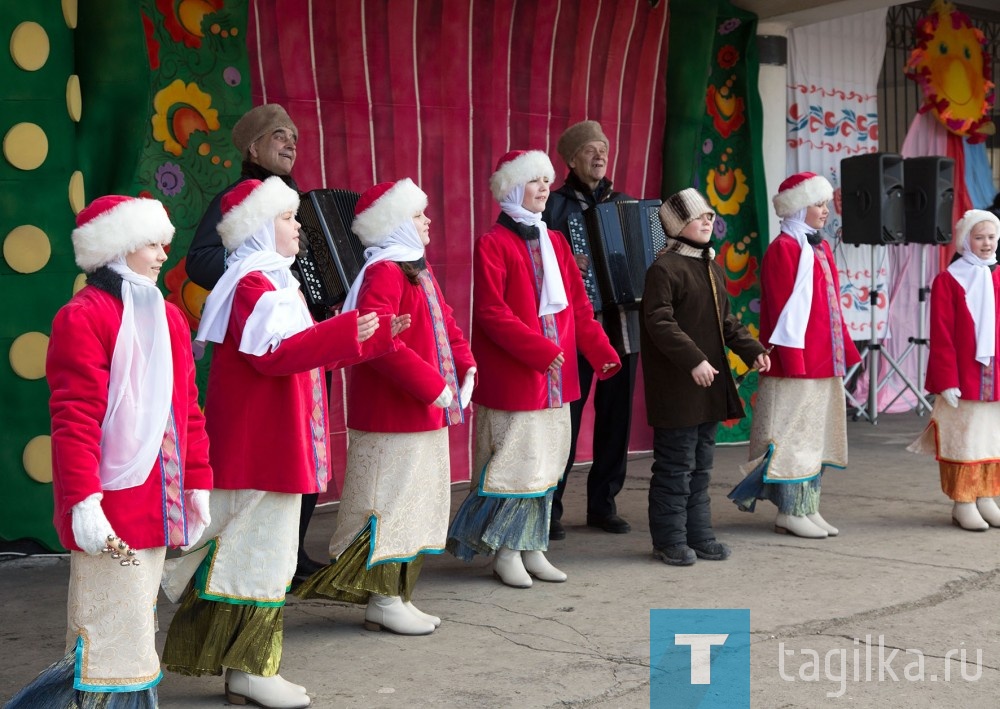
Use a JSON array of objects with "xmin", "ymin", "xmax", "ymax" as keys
[
  {"xmin": 68, "ymin": 547, "xmax": 166, "ymax": 690},
  {"xmin": 161, "ymin": 489, "xmax": 300, "ymax": 605},
  {"xmin": 328, "ymin": 427, "xmax": 451, "ymax": 565},
  {"xmin": 908, "ymin": 398, "xmax": 1000, "ymax": 462},
  {"xmin": 474, "ymin": 405, "xmax": 570, "ymax": 496},
  {"xmin": 741, "ymin": 376, "xmax": 849, "ymax": 482}
]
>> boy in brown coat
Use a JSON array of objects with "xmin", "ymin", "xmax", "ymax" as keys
[{"xmin": 640, "ymin": 188, "xmax": 769, "ymax": 565}]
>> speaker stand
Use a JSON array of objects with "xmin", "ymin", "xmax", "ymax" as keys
[
  {"xmin": 875, "ymin": 244, "xmax": 932, "ymax": 416},
  {"xmin": 845, "ymin": 245, "xmax": 933, "ymax": 424}
]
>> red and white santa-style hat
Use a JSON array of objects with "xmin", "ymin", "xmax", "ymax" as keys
[
  {"xmin": 71, "ymin": 195, "xmax": 174, "ymax": 273},
  {"xmin": 772, "ymin": 172, "xmax": 834, "ymax": 218},
  {"xmin": 488, "ymin": 150, "xmax": 555, "ymax": 201},
  {"xmin": 217, "ymin": 176, "xmax": 300, "ymax": 251},
  {"xmin": 352, "ymin": 178, "xmax": 428, "ymax": 247}
]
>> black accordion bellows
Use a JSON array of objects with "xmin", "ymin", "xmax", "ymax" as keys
[
  {"xmin": 295, "ymin": 189, "xmax": 366, "ymax": 316},
  {"xmin": 565, "ymin": 199, "xmax": 664, "ymax": 311}
]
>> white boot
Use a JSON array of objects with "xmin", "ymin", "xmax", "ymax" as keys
[
  {"xmin": 975, "ymin": 498, "xmax": 1000, "ymax": 527},
  {"xmin": 522, "ymin": 550, "xmax": 567, "ymax": 582},
  {"xmin": 226, "ymin": 668, "xmax": 306, "ymax": 694},
  {"xmin": 364, "ymin": 594, "xmax": 435, "ymax": 635},
  {"xmin": 953, "ymin": 502, "xmax": 989, "ymax": 531},
  {"xmin": 774, "ymin": 513, "xmax": 827, "ymax": 539},
  {"xmin": 806, "ymin": 512, "xmax": 839, "ymax": 537},
  {"xmin": 404, "ymin": 600, "xmax": 441, "ymax": 628},
  {"xmin": 225, "ymin": 670, "xmax": 311, "ymax": 708},
  {"xmin": 493, "ymin": 546, "xmax": 532, "ymax": 588}
]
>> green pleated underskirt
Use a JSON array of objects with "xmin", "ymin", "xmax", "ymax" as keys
[
  {"xmin": 293, "ymin": 526, "xmax": 424, "ymax": 603},
  {"xmin": 162, "ymin": 587, "xmax": 283, "ymax": 678}
]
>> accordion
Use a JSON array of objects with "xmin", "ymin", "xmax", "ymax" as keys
[
  {"xmin": 565, "ymin": 199, "xmax": 664, "ymax": 311},
  {"xmin": 295, "ymin": 189, "xmax": 366, "ymax": 317}
]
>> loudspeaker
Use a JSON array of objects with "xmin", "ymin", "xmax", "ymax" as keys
[
  {"xmin": 904, "ymin": 156, "xmax": 954, "ymax": 245},
  {"xmin": 840, "ymin": 153, "xmax": 905, "ymax": 245}
]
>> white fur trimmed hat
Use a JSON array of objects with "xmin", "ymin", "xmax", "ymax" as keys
[
  {"xmin": 954, "ymin": 209, "xmax": 1000, "ymax": 254},
  {"xmin": 217, "ymin": 176, "xmax": 300, "ymax": 251},
  {"xmin": 489, "ymin": 150, "xmax": 555, "ymax": 201},
  {"xmin": 772, "ymin": 172, "xmax": 834, "ymax": 218},
  {"xmin": 71, "ymin": 195, "xmax": 175, "ymax": 273},
  {"xmin": 352, "ymin": 178, "xmax": 428, "ymax": 247},
  {"xmin": 660, "ymin": 188, "xmax": 715, "ymax": 237}
]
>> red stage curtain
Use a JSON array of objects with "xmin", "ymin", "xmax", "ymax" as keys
[{"xmin": 248, "ymin": 0, "xmax": 668, "ymax": 498}]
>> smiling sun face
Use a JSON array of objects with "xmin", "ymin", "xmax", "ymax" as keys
[{"xmin": 905, "ymin": 0, "xmax": 995, "ymax": 141}]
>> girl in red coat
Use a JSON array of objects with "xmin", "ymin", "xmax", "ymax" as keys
[
  {"xmin": 447, "ymin": 150, "xmax": 620, "ymax": 588},
  {"xmin": 7, "ymin": 196, "xmax": 212, "ymax": 709},
  {"xmin": 909, "ymin": 210, "xmax": 1000, "ymax": 530},
  {"xmin": 296, "ymin": 179, "xmax": 475, "ymax": 635},
  {"xmin": 729, "ymin": 172, "xmax": 861, "ymax": 538},
  {"xmin": 160, "ymin": 177, "xmax": 399, "ymax": 709}
]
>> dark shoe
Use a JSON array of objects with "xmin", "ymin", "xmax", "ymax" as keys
[
  {"xmin": 689, "ymin": 540, "xmax": 731, "ymax": 561},
  {"xmin": 586, "ymin": 514, "xmax": 631, "ymax": 534},
  {"xmin": 549, "ymin": 519, "xmax": 566, "ymax": 541},
  {"xmin": 653, "ymin": 544, "xmax": 696, "ymax": 566},
  {"xmin": 292, "ymin": 555, "xmax": 326, "ymax": 588}
]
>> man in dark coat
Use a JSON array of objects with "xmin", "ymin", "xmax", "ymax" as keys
[{"xmin": 542, "ymin": 120, "xmax": 638, "ymax": 540}]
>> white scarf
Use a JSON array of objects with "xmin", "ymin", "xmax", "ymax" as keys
[
  {"xmin": 499, "ymin": 185, "xmax": 568, "ymax": 316},
  {"xmin": 195, "ymin": 221, "xmax": 313, "ymax": 357},
  {"xmin": 99, "ymin": 260, "xmax": 173, "ymax": 490},
  {"xmin": 342, "ymin": 220, "xmax": 426, "ymax": 312},
  {"xmin": 947, "ymin": 234, "xmax": 997, "ymax": 366},
  {"xmin": 769, "ymin": 209, "xmax": 816, "ymax": 349}
]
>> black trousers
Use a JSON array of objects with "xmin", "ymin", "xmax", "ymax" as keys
[
  {"xmin": 553, "ymin": 352, "xmax": 638, "ymax": 522},
  {"xmin": 648, "ymin": 422, "xmax": 718, "ymax": 549}
]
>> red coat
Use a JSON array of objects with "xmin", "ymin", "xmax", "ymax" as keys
[
  {"xmin": 347, "ymin": 261, "xmax": 475, "ymax": 432},
  {"xmin": 47, "ymin": 285, "xmax": 212, "ymax": 552},
  {"xmin": 471, "ymin": 221, "xmax": 620, "ymax": 410},
  {"xmin": 759, "ymin": 234, "xmax": 860, "ymax": 378},
  {"xmin": 205, "ymin": 271, "xmax": 395, "ymax": 493},
  {"xmin": 925, "ymin": 268, "xmax": 1000, "ymax": 400}
]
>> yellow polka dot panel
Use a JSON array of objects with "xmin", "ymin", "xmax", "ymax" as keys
[
  {"xmin": 9, "ymin": 21, "xmax": 50, "ymax": 71},
  {"xmin": 22, "ymin": 435, "xmax": 53, "ymax": 484},
  {"xmin": 3, "ymin": 122, "xmax": 49, "ymax": 171},
  {"xmin": 3, "ymin": 224, "xmax": 51, "ymax": 273},
  {"xmin": 9, "ymin": 331, "xmax": 50, "ymax": 380}
]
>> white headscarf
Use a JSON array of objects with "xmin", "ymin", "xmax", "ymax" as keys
[
  {"xmin": 194, "ymin": 220, "xmax": 312, "ymax": 357},
  {"xmin": 947, "ymin": 210, "xmax": 999, "ymax": 366},
  {"xmin": 343, "ymin": 220, "xmax": 425, "ymax": 312},
  {"xmin": 99, "ymin": 259, "xmax": 173, "ymax": 490},
  {"xmin": 498, "ymin": 184, "xmax": 568, "ymax": 316},
  {"xmin": 769, "ymin": 208, "xmax": 817, "ymax": 349}
]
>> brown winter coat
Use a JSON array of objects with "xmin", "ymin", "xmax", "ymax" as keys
[{"xmin": 640, "ymin": 247, "xmax": 765, "ymax": 429}]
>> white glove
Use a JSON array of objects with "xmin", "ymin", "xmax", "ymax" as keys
[
  {"xmin": 459, "ymin": 367, "xmax": 477, "ymax": 409},
  {"xmin": 71, "ymin": 492, "xmax": 117, "ymax": 555},
  {"xmin": 941, "ymin": 387, "xmax": 960, "ymax": 408},
  {"xmin": 182, "ymin": 489, "xmax": 212, "ymax": 550},
  {"xmin": 433, "ymin": 385, "xmax": 454, "ymax": 409}
]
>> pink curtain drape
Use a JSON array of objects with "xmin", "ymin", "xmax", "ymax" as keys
[{"xmin": 248, "ymin": 0, "xmax": 668, "ymax": 498}]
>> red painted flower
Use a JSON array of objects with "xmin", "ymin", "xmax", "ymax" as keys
[
  {"xmin": 706, "ymin": 79, "xmax": 746, "ymax": 139},
  {"xmin": 164, "ymin": 257, "xmax": 210, "ymax": 331},
  {"xmin": 156, "ymin": 0, "xmax": 223, "ymax": 49},
  {"xmin": 717, "ymin": 242, "xmax": 758, "ymax": 296},
  {"xmin": 142, "ymin": 12, "xmax": 160, "ymax": 69},
  {"xmin": 717, "ymin": 45, "xmax": 739, "ymax": 70}
]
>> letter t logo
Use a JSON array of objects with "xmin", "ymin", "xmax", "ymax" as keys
[{"xmin": 674, "ymin": 633, "xmax": 729, "ymax": 684}]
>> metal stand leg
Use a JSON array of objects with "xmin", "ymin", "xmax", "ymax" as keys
[{"xmin": 852, "ymin": 244, "xmax": 933, "ymax": 425}]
